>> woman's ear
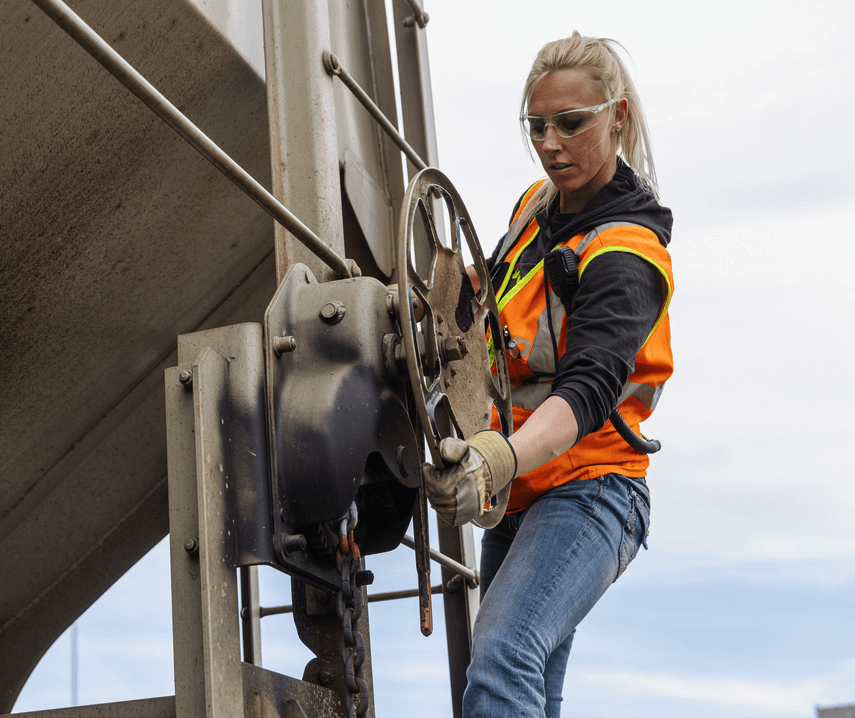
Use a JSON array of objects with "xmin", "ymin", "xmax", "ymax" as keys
[{"xmin": 612, "ymin": 98, "xmax": 628, "ymax": 134}]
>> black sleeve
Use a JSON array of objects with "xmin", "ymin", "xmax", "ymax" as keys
[{"xmin": 551, "ymin": 251, "xmax": 665, "ymax": 441}]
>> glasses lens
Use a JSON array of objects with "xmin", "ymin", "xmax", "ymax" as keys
[
  {"xmin": 525, "ymin": 116, "xmax": 547, "ymax": 140},
  {"xmin": 553, "ymin": 110, "xmax": 597, "ymax": 138},
  {"xmin": 524, "ymin": 108, "xmax": 603, "ymax": 140}
]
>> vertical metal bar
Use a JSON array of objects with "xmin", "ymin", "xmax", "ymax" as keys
[
  {"xmin": 166, "ymin": 348, "xmax": 245, "ymax": 718},
  {"xmin": 240, "ymin": 566, "xmax": 263, "ymax": 667},
  {"xmin": 262, "ymin": 0, "xmax": 345, "ymax": 285},
  {"xmin": 166, "ymin": 366, "xmax": 207, "ymax": 717},
  {"xmin": 436, "ymin": 521, "xmax": 480, "ymax": 718},
  {"xmin": 192, "ymin": 350, "xmax": 244, "ymax": 717},
  {"xmin": 390, "ymin": 0, "xmax": 441, "ymax": 272},
  {"xmin": 391, "ymin": 0, "xmax": 440, "ymax": 174}
]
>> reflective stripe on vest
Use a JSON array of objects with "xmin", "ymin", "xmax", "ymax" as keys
[
  {"xmin": 491, "ymin": 218, "xmax": 673, "ymax": 415},
  {"xmin": 488, "ymin": 187, "xmax": 674, "ymax": 512}
]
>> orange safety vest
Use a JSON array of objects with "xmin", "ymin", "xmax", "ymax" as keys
[{"xmin": 489, "ymin": 181, "xmax": 674, "ymax": 512}]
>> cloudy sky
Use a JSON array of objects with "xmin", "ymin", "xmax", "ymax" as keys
[{"xmin": 14, "ymin": 0, "xmax": 855, "ymax": 716}]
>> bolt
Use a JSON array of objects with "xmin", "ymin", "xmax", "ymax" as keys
[
  {"xmin": 179, "ymin": 369, "xmax": 193, "ymax": 386},
  {"xmin": 184, "ymin": 537, "xmax": 199, "ymax": 554},
  {"xmin": 314, "ymin": 589, "xmax": 331, "ymax": 604},
  {"xmin": 317, "ymin": 662, "xmax": 334, "ymax": 686},
  {"xmin": 403, "ymin": 11, "xmax": 429, "ymax": 28},
  {"xmin": 319, "ymin": 300, "xmax": 346, "ymax": 324},
  {"xmin": 442, "ymin": 336, "xmax": 467, "ymax": 363},
  {"xmin": 446, "ymin": 574, "xmax": 463, "ymax": 593},
  {"xmin": 322, "ymin": 51, "xmax": 341, "ymax": 77},
  {"xmin": 273, "ymin": 335, "xmax": 297, "ymax": 357},
  {"xmin": 282, "ymin": 533, "xmax": 307, "ymax": 554},
  {"xmin": 354, "ymin": 570, "xmax": 375, "ymax": 587}
]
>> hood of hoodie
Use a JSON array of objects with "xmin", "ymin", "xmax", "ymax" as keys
[{"xmin": 495, "ymin": 160, "xmax": 672, "ymax": 277}]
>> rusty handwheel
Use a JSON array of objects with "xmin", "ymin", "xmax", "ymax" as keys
[{"xmin": 394, "ymin": 167, "xmax": 513, "ymax": 473}]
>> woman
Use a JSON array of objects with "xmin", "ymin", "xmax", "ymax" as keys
[{"xmin": 422, "ymin": 32, "xmax": 674, "ymax": 716}]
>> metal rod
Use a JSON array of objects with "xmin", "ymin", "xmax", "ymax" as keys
[
  {"xmin": 323, "ymin": 51, "xmax": 428, "ymax": 172},
  {"xmin": 30, "ymin": 0, "xmax": 356, "ymax": 279},
  {"xmin": 258, "ymin": 584, "xmax": 444, "ymax": 617},
  {"xmin": 401, "ymin": 534, "xmax": 479, "ymax": 587}
]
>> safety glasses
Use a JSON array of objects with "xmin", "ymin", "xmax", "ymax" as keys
[{"xmin": 521, "ymin": 98, "xmax": 622, "ymax": 141}]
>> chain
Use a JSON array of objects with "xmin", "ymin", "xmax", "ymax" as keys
[{"xmin": 335, "ymin": 502, "xmax": 370, "ymax": 718}]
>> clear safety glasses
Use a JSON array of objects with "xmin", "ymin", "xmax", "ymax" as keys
[{"xmin": 521, "ymin": 98, "xmax": 622, "ymax": 141}]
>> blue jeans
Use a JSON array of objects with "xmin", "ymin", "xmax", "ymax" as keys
[{"xmin": 462, "ymin": 474, "xmax": 650, "ymax": 718}]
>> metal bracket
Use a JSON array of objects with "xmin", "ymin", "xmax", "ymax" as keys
[{"xmin": 264, "ymin": 264, "xmax": 420, "ymax": 583}]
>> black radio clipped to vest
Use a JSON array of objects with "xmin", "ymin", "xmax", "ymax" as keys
[{"xmin": 543, "ymin": 247, "xmax": 580, "ymax": 314}]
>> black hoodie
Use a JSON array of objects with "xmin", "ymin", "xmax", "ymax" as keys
[{"xmin": 488, "ymin": 161, "xmax": 674, "ymax": 442}]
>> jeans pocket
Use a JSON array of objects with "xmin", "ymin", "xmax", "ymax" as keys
[{"xmin": 614, "ymin": 486, "xmax": 650, "ymax": 582}]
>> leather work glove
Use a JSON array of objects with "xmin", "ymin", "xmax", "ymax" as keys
[{"xmin": 422, "ymin": 430, "xmax": 517, "ymax": 528}]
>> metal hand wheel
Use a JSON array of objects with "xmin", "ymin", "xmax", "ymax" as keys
[{"xmin": 394, "ymin": 167, "xmax": 513, "ymax": 470}]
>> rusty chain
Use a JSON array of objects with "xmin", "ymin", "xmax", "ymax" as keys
[{"xmin": 335, "ymin": 502, "xmax": 370, "ymax": 718}]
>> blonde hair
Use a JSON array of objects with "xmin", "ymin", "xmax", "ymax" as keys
[{"xmin": 512, "ymin": 32, "xmax": 659, "ymax": 236}]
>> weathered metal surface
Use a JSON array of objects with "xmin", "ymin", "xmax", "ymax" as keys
[
  {"xmin": 0, "ymin": 0, "xmax": 275, "ymax": 707},
  {"xmin": 240, "ymin": 566, "xmax": 263, "ymax": 667},
  {"xmin": 166, "ymin": 349, "xmax": 244, "ymax": 717},
  {"xmin": 391, "ymin": 0, "xmax": 440, "ymax": 272},
  {"xmin": 291, "ymin": 580, "xmax": 374, "ymax": 718},
  {"xmin": 177, "ymin": 323, "xmax": 275, "ymax": 570},
  {"xmin": 411, "ymin": 487, "xmax": 434, "ymax": 636},
  {"xmin": 0, "ymin": 696, "xmax": 176, "ymax": 718},
  {"xmin": 390, "ymin": 0, "xmax": 438, "ymax": 178},
  {"xmin": 395, "ymin": 167, "xmax": 513, "ymax": 468},
  {"xmin": 242, "ymin": 662, "xmax": 341, "ymax": 718},
  {"xmin": 262, "ymin": 0, "xmax": 344, "ymax": 285},
  {"xmin": 329, "ymin": 0, "xmax": 407, "ymax": 284},
  {"xmin": 264, "ymin": 264, "xmax": 419, "ymax": 581},
  {"xmin": 1, "ymin": 1, "xmax": 481, "ymax": 715},
  {"xmin": 30, "ymin": 0, "xmax": 350, "ymax": 280}
]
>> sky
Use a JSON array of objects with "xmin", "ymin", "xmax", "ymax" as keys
[{"xmin": 13, "ymin": 0, "xmax": 855, "ymax": 716}]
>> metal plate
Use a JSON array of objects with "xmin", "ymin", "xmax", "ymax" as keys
[
  {"xmin": 395, "ymin": 167, "xmax": 512, "ymax": 469},
  {"xmin": 264, "ymin": 265, "xmax": 420, "ymax": 579}
]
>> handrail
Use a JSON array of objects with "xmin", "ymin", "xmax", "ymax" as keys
[
  {"xmin": 401, "ymin": 534, "xmax": 479, "ymax": 588},
  {"xmin": 323, "ymin": 51, "xmax": 429, "ymax": 172}
]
